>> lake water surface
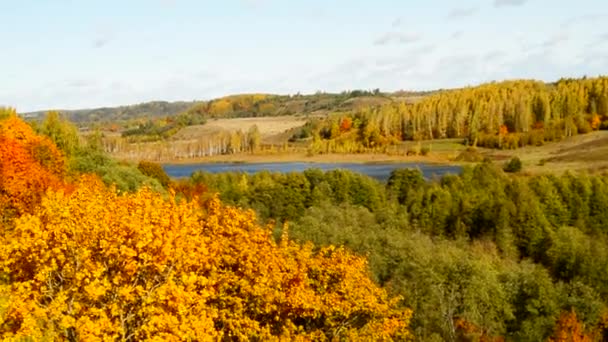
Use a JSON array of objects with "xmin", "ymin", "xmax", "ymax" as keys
[{"xmin": 163, "ymin": 162, "xmax": 462, "ymax": 182}]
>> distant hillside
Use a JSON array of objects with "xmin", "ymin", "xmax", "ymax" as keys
[
  {"xmin": 179, "ymin": 91, "xmax": 401, "ymax": 120},
  {"xmin": 23, "ymin": 89, "xmax": 434, "ymax": 126},
  {"xmin": 24, "ymin": 100, "xmax": 199, "ymax": 124}
]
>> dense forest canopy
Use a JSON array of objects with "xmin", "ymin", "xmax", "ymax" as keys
[{"xmin": 181, "ymin": 163, "xmax": 608, "ymax": 341}]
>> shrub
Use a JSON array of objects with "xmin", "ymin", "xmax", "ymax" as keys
[
  {"xmin": 455, "ymin": 147, "xmax": 484, "ymax": 162},
  {"xmin": 504, "ymin": 157, "xmax": 523, "ymax": 173},
  {"xmin": 527, "ymin": 130, "xmax": 545, "ymax": 146},
  {"xmin": 137, "ymin": 160, "xmax": 171, "ymax": 188},
  {"xmin": 420, "ymin": 146, "xmax": 431, "ymax": 156},
  {"xmin": 576, "ymin": 116, "xmax": 593, "ymax": 134},
  {"xmin": 406, "ymin": 146, "xmax": 419, "ymax": 156}
]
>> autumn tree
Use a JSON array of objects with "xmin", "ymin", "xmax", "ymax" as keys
[
  {"xmin": 591, "ymin": 114, "xmax": 601, "ymax": 130},
  {"xmin": 548, "ymin": 311, "xmax": 592, "ymax": 342},
  {"xmin": 247, "ymin": 125, "xmax": 261, "ymax": 153},
  {"xmin": 340, "ymin": 116, "xmax": 353, "ymax": 132},
  {"xmin": 0, "ymin": 112, "xmax": 66, "ymax": 224},
  {"xmin": 0, "ymin": 176, "xmax": 412, "ymax": 341}
]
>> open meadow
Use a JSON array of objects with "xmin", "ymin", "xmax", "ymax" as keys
[{"xmin": 172, "ymin": 115, "xmax": 310, "ymax": 142}]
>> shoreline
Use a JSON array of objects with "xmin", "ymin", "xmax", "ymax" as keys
[{"xmin": 113, "ymin": 152, "xmax": 459, "ymax": 166}]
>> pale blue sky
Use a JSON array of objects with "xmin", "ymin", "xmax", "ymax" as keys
[{"xmin": 1, "ymin": 0, "xmax": 607, "ymax": 112}]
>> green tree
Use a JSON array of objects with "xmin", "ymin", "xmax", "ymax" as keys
[
  {"xmin": 137, "ymin": 161, "xmax": 171, "ymax": 188},
  {"xmin": 39, "ymin": 111, "xmax": 80, "ymax": 157}
]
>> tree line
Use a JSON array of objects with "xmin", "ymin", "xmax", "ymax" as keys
[
  {"xmin": 298, "ymin": 76, "xmax": 608, "ymax": 152},
  {"xmin": 105, "ymin": 125, "xmax": 265, "ymax": 161}
]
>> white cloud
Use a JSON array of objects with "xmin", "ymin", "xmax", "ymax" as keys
[
  {"xmin": 494, "ymin": 0, "xmax": 528, "ymax": 7},
  {"xmin": 374, "ymin": 32, "xmax": 422, "ymax": 46},
  {"xmin": 541, "ymin": 32, "xmax": 569, "ymax": 48},
  {"xmin": 447, "ymin": 7, "xmax": 478, "ymax": 19},
  {"xmin": 451, "ymin": 31, "xmax": 464, "ymax": 39},
  {"xmin": 93, "ymin": 37, "xmax": 111, "ymax": 48}
]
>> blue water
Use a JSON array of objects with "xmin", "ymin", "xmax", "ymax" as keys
[{"xmin": 163, "ymin": 162, "xmax": 462, "ymax": 182}]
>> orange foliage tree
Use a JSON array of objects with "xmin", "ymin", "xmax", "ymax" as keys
[
  {"xmin": 0, "ymin": 176, "xmax": 412, "ymax": 340},
  {"xmin": 340, "ymin": 117, "xmax": 353, "ymax": 132},
  {"xmin": 591, "ymin": 114, "xmax": 601, "ymax": 130},
  {"xmin": 548, "ymin": 310, "xmax": 592, "ymax": 342},
  {"xmin": 0, "ymin": 112, "xmax": 66, "ymax": 224},
  {"xmin": 455, "ymin": 318, "xmax": 505, "ymax": 342}
]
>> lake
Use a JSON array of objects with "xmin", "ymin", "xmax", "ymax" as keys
[{"xmin": 163, "ymin": 162, "xmax": 462, "ymax": 182}]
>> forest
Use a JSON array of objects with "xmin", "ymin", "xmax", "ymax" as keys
[
  {"xmin": 3, "ymin": 106, "xmax": 608, "ymax": 340},
  {"xmin": 299, "ymin": 77, "xmax": 608, "ymax": 153},
  {"xmin": 184, "ymin": 165, "xmax": 608, "ymax": 341}
]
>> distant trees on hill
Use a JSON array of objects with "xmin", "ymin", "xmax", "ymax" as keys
[
  {"xmin": 183, "ymin": 91, "xmax": 390, "ymax": 120},
  {"xmin": 22, "ymin": 76, "xmax": 608, "ymax": 156},
  {"xmin": 105, "ymin": 76, "xmax": 608, "ymax": 159},
  {"xmin": 302, "ymin": 76, "xmax": 608, "ymax": 151},
  {"xmin": 25, "ymin": 101, "xmax": 198, "ymax": 124}
]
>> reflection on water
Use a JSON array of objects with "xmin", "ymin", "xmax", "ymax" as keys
[{"xmin": 163, "ymin": 162, "xmax": 462, "ymax": 182}]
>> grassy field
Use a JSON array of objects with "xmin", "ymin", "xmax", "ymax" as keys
[
  {"xmin": 171, "ymin": 115, "xmax": 309, "ymax": 143},
  {"xmin": 480, "ymin": 131, "xmax": 608, "ymax": 174}
]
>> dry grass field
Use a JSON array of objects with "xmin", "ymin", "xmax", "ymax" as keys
[
  {"xmin": 480, "ymin": 131, "xmax": 608, "ymax": 174},
  {"xmin": 172, "ymin": 116, "xmax": 309, "ymax": 142}
]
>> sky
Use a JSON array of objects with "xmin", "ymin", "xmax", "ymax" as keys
[{"xmin": 1, "ymin": 0, "xmax": 607, "ymax": 112}]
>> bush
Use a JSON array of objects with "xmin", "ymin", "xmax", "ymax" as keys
[
  {"xmin": 420, "ymin": 146, "xmax": 431, "ymax": 156},
  {"xmin": 455, "ymin": 148, "xmax": 484, "ymax": 162},
  {"xmin": 406, "ymin": 146, "xmax": 419, "ymax": 156},
  {"xmin": 504, "ymin": 157, "xmax": 523, "ymax": 173},
  {"xmin": 527, "ymin": 130, "xmax": 545, "ymax": 146},
  {"xmin": 576, "ymin": 117, "xmax": 593, "ymax": 134},
  {"xmin": 477, "ymin": 133, "xmax": 500, "ymax": 149},
  {"xmin": 71, "ymin": 151, "xmax": 164, "ymax": 193},
  {"xmin": 503, "ymin": 134, "xmax": 520, "ymax": 150},
  {"xmin": 138, "ymin": 160, "xmax": 171, "ymax": 188}
]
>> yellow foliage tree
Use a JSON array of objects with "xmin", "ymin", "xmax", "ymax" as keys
[
  {"xmin": 208, "ymin": 99, "xmax": 233, "ymax": 117},
  {"xmin": 0, "ymin": 176, "xmax": 411, "ymax": 341}
]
